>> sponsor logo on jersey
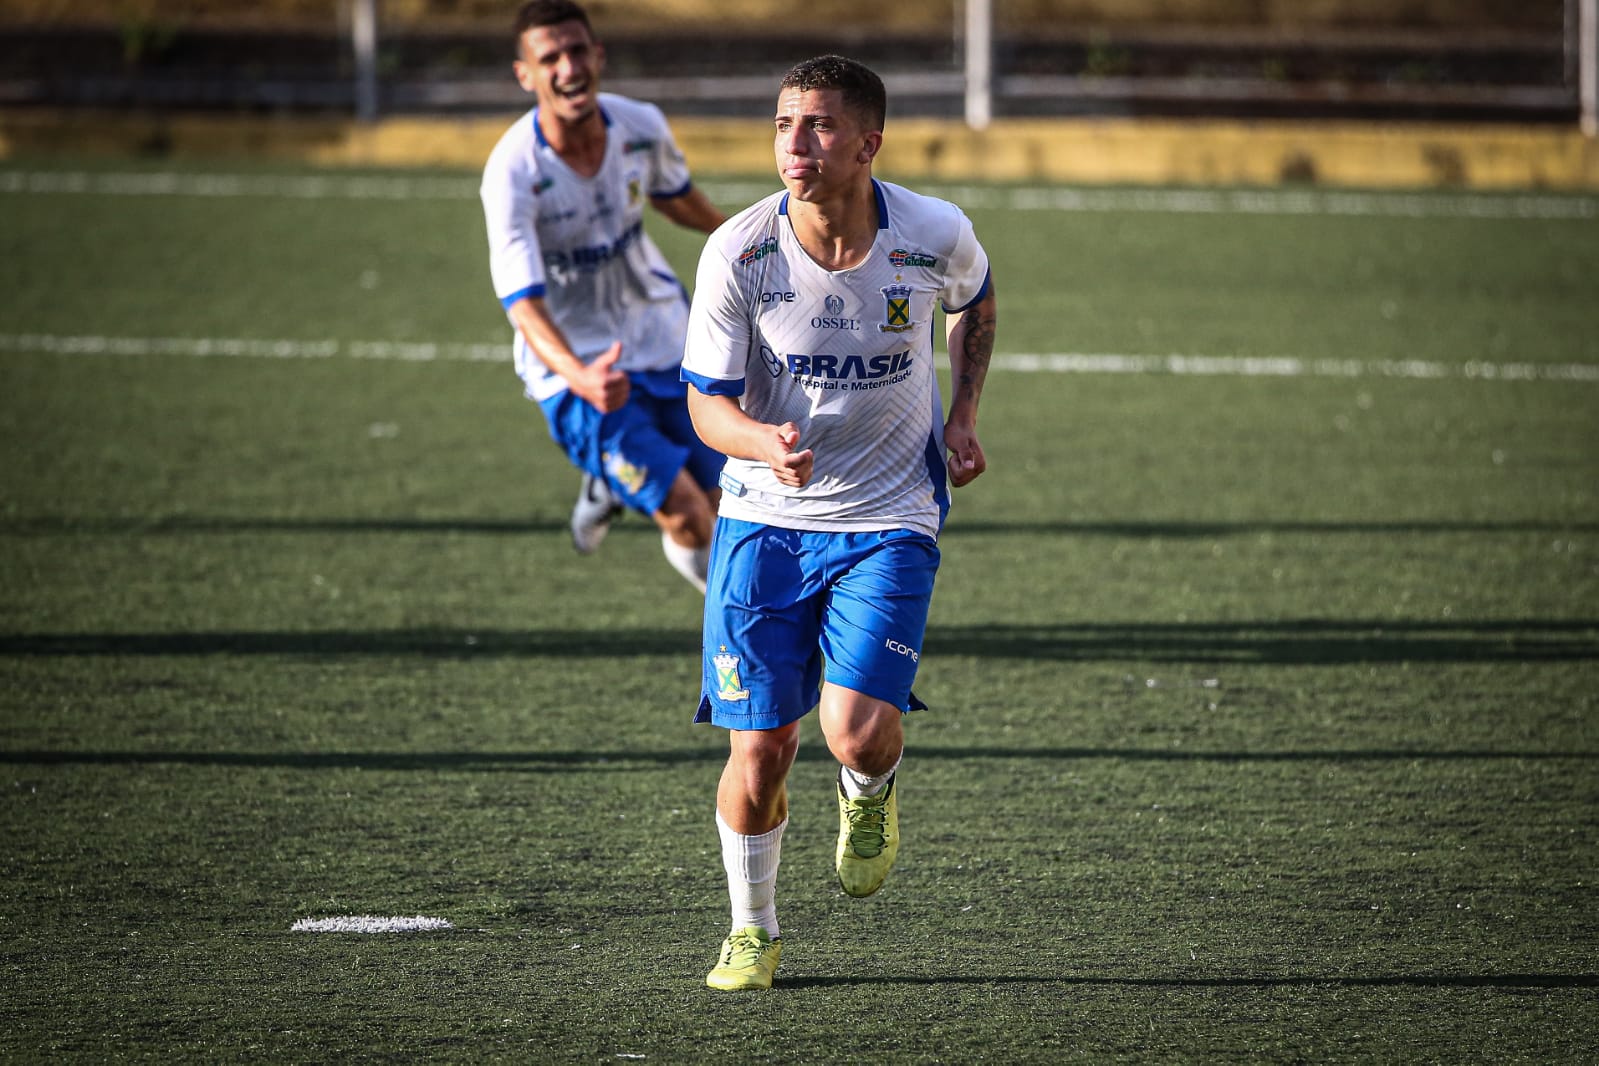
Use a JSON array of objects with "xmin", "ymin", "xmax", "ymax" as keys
[
  {"xmin": 737, "ymin": 237, "xmax": 779, "ymax": 267},
  {"xmin": 532, "ymin": 177, "xmax": 554, "ymax": 195},
  {"xmin": 759, "ymin": 290, "xmax": 796, "ymax": 303},
  {"xmin": 880, "ymin": 284, "xmax": 915, "ymax": 333},
  {"xmin": 714, "ymin": 646, "xmax": 750, "ymax": 701},
  {"xmin": 759, "ymin": 344, "xmax": 785, "ymax": 377},
  {"xmin": 811, "ymin": 293, "xmax": 859, "ymax": 330},
  {"xmin": 888, "ymin": 247, "xmax": 938, "ymax": 269},
  {"xmin": 782, "ymin": 349, "xmax": 914, "ymax": 390},
  {"xmin": 623, "ymin": 138, "xmax": 656, "ymax": 155},
  {"xmin": 628, "ymin": 178, "xmax": 642, "ymax": 207},
  {"xmin": 543, "ymin": 220, "xmax": 643, "ymax": 274}
]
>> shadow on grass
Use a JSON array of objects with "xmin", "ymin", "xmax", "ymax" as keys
[
  {"xmin": 1, "ymin": 619, "xmax": 1594, "ymax": 663},
  {"xmin": 778, "ymin": 972, "xmax": 1599, "ymax": 990},
  {"xmin": 5, "ymin": 516, "xmax": 1597, "ymax": 539},
  {"xmin": 4, "ymin": 743, "xmax": 1594, "ymax": 771}
]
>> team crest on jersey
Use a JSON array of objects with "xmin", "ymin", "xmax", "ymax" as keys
[
  {"xmin": 602, "ymin": 450, "xmax": 647, "ymax": 495},
  {"xmin": 714, "ymin": 646, "xmax": 750, "ymax": 701},
  {"xmin": 888, "ymin": 247, "xmax": 938, "ymax": 269},
  {"xmin": 880, "ymin": 284, "xmax": 915, "ymax": 333},
  {"xmin": 628, "ymin": 178, "xmax": 642, "ymax": 207},
  {"xmin": 738, "ymin": 237, "xmax": 779, "ymax": 267}
]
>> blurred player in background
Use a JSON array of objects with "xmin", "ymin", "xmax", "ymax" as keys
[
  {"xmin": 682, "ymin": 54, "xmax": 997, "ymax": 990},
  {"xmin": 481, "ymin": 0, "xmax": 726, "ymax": 590}
]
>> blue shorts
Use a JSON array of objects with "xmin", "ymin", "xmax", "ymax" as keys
[
  {"xmin": 695, "ymin": 518, "xmax": 940, "ymax": 731},
  {"xmin": 538, "ymin": 368, "xmax": 723, "ymax": 515}
]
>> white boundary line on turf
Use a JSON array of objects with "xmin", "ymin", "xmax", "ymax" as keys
[
  {"xmin": 4, "ymin": 332, "xmax": 1596, "ymax": 383},
  {"xmin": 292, "ymin": 915, "xmax": 454, "ymax": 933},
  {"xmin": 999, "ymin": 352, "xmax": 1599, "ymax": 382},
  {"xmin": 2, "ymin": 169, "xmax": 1596, "ymax": 220}
]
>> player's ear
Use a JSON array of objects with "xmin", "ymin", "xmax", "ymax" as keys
[
  {"xmin": 858, "ymin": 131, "xmax": 882, "ymax": 165},
  {"xmin": 512, "ymin": 58, "xmax": 536, "ymax": 93}
]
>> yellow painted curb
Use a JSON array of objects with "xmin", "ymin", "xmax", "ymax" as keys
[{"xmin": 3, "ymin": 109, "xmax": 1596, "ymax": 191}]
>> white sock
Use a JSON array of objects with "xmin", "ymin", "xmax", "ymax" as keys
[
  {"xmin": 661, "ymin": 531, "xmax": 709, "ymax": 594},
  {"xmin": 716, "ymin": 810, "xmax": 785, "ymax": 939},
  {"xmin": 841, "ymin": 751, "xmax": 902, "ymax": 799}
]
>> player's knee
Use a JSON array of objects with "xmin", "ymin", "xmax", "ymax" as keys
[
  {"xmin": 822, "ymin": 700, "xmax": 902, "ymax": 774},
  {"xmin": 656, "ymin": 487, "xmax": 715, "ymax": 548},
  {"xmin": 730, "ymin": 723, "xmax": 801, "ymax": 782}
]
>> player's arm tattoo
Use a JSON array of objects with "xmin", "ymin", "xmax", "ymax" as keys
[{"xmin": 954, "ymin": 291, "xmax": 997, "ymax": 405}]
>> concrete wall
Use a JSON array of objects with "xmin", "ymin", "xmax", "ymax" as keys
[{"xmin": 3, "ymin": 109, "xmax": 1595, "ymax": 190}]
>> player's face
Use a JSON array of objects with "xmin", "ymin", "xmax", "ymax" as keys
[
  {"xmin": 773, "ymin": 87, "xmax": 880, "ymax": 202},
  {"xmin": 514, "ymin": 19, "xmax": 605, "ymax": 125}
]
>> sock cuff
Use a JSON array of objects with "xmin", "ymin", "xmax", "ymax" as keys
[
  {"xmin": 842, "ymin": 750, "xmax": 903, "ymax": 798},
  {"xmin": 716, "ymin": 810, "xmax": 787, "ymax": 883},
  {"xmin": 660, "ymin": 531, "xmax": 709, "ymax": 593}
]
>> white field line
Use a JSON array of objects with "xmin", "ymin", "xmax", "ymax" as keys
[
  {"xmin": 291, "ymin": 915, "xmax": 454, "ymax": 933},
  {"xmin": 4, "ymin": 332, "xmax": 1596, "ymax": 383},
  {"xmin": 2, "ymin": 169, "xmax": 1596, "ymax": 220}
]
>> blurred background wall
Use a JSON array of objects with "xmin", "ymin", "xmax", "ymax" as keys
[{"xmin": 1, "ymin": 0, "xmax": 1594, "ymax": 187}]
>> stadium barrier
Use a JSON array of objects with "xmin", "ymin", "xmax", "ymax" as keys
[{"xmin": 2, "ymin": 109, "xmax": 1596, "ymax": 190}]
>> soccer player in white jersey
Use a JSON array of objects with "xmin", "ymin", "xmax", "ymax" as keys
[
  {"xmin": 681, "ymin": 55, "xmax": 997, "ymax": 990},
  {"xmin": 480, "ymin": 0, "xmax": 726, "ymax": 591}
]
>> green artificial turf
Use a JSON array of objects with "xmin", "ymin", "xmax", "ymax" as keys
[{"xmin": 1, "ymin": 159, "xmax": 1595, "ymax": 1062}]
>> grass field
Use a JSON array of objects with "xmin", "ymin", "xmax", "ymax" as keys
[{"xmin": 1, "ymin": 157, "xmax": 1596, "ymax": 1062}]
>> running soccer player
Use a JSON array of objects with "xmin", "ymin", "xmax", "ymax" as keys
[
  {"xmin": 481, "ymin": 0, "xmax": 726, "ymax": 590},
  {"xmin": 681, "ymin": 54, "xmax": 997, "ymax": 990}
]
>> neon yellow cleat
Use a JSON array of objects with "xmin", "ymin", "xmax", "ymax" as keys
[
  {"xmin": 835, "ymin": 772, "xmax": 899, "ymax": 898},
  {"xmin": 706, "ymin": 926, "xmax": 782, "ymax": 991}
]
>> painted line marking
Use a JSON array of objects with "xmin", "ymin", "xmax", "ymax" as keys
[
  {"xmin": 2, "ymin": 170, "xmax": 1595, "ymax": 220},
  {"xmin": 3, "ymin": 332, "xmax": 1595, "ymax": 383},
  {"xmin": 291, "ymin": 915, "xmax": 454, "ymax": 933}
]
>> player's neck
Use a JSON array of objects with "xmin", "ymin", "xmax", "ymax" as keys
[
  {"xmin": 539, "ymin": 108, "xmax": 608, "ymax": 177},
  {"xmin": 787, "ymin": 180, "xmax": 879, "ymax": 272}
]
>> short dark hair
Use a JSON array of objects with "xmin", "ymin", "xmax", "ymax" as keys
[
  {"xmin": 514, "ymin": 0, "xmax": 593, "ymax": 47},
  {"xmin": 779, "ymin": 55, "xmax": 886, "ymax": 132}
]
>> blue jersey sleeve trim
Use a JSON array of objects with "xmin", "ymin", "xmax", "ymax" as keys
[
  {"xmin": 652, "ymin": 179, "xmax": 694, "ymax": 200},
  {"xmin": 941, "ymin": 268, "xmax": 991, "ymax": 314},
  {"xmin": 682, "ymin": 368, "xmax": 745, "ymax": 397},
  {"xmin": 500, "ymin": 284, "xmax": 545, "ymax": 310}
]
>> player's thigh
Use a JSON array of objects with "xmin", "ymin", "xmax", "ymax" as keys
[
  {"xmin": 695, "ymin": 519, "xmax": 827, "ymax": 732},
  {"xmin": 536, "ymin": 388, "xmax": 691, "ymax": 515},
  {"xmin": 819, "ymin": 530, "xmax": 940, "ymax": 711}
]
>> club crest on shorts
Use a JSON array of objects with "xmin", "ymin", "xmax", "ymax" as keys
[
  {"xmin": 714, "ymin": 646, "xmax": 749, "ymax": 702},
  {"xmin": 602, "ymin": 450, "xmax": 647, "ymax": 495},
  {"xmin": 880, "ymin": 284, "xmax": 915, "ymax": 333}
]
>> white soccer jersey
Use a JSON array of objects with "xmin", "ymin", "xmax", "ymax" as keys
[
  {"xmin": 682, "ymin": 179, "xmax": 991, "ymax": 539},
  {"xmin": 481, "ymin": 93, "xmax": 695, "ymax": 402}
]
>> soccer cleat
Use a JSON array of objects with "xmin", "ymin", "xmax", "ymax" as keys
[
  {"xmin": 706, "ymin": 926, "xmax": 782, "ymax": 991},
  {"xmin": 835, "ymin": 772, "xmax": 899, "ymax": 898},
  {"xmin": 569, "ymin": 473, "xmax": 623, "ymax": 555}
]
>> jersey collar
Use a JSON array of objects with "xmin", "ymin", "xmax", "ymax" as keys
[
  {"xmin": 777, "ymin": 179, "xmax": 890, "ymax": 229},
  {"xmin": 530, "ymin": 103, "xmax": 613, "ymax": 151}
]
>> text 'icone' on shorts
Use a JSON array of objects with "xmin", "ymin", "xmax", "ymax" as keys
[
  {"xmin": 695, "ymin": 516, "xmax": 941, "ymax": 731},
  {"xmin": 538, "ymin": 368, "xmax": 723, "ymax": 516}
]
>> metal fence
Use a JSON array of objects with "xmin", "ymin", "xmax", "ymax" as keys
[{"xmin": 1, "ymin": 0, "xmax": 1594, "ymax": 132}]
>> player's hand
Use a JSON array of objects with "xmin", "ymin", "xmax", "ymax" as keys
[
  {"xmin": 575, "ymin": 342, "xmax": 630, "ymax": 414},
  {"xmin": 944, "ymin": 422, "xmax": 986, "ymax": 488},
  {"xmin": 767, "ymin": 422, "xmax": 813, "ymax": 488}
]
